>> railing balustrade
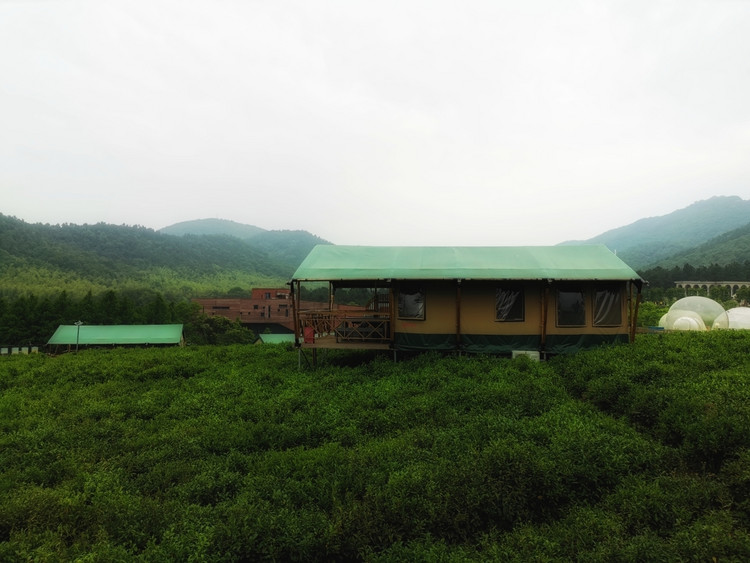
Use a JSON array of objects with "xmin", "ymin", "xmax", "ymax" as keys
[{"xmin": 297, "ymin": 310, "xmax": 391, "ymax": 343}]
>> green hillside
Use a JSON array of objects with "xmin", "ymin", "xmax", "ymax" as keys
[
  {"xmin": 159, "ymin": 219, "xmax": 332, "ymax": 269},
  {"xmin": 561, "ymin": 196, "xmax": 750, "ymax": 270},
  {"xmin": 652, "ymin": 222, "xmax": 750, "ymax": 269},
  {"xmin": 158, "ymin": 218, "xmax": 267, "ymax": 239},
  {"xmin": 635, "ymin": 220, "xmax": 750, "ymax": 295},
  {"xmin": 2, "ymin": 333, "xmax": 750, "ymax": 559},
  {"xmin": 246, "ymin": 229, "xmax": 331, "ymax": 269},
  {"xmin": 4, "ymin": 194, "xmax": 750, "ymax": 306},
  {"xmin": 0, "ymin": 215, "xmax": 290, "ymax": 300}
]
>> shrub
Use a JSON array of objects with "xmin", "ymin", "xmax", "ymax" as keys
[{"xmin": 2, "ymin": 339, "xmax": 750, "ymax": 558}]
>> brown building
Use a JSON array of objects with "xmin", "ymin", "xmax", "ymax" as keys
[
  {"xmin": 193, "ymin": 287, "xmax": 359, "ymax": 334},
  {"xmin": 193, "ymin": 288, "xmax": 295, "ymax": 333}
]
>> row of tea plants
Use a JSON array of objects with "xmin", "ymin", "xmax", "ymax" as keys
[{"xmin": 1, "ymin": 333, "xmax": 750, "ymax": 560}]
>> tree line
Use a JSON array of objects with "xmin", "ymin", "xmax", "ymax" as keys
[
  {"xmin": 639, "ymin": 260, "xmax": 750, "ymax": 305},
  {"xmin": 6, "ymin": 259, "xmax": 750, "ymax": 347},
  {"xmin": 640, "ymin": 260, "xmax": 750, "ymax": 287},
  {"xmin": 0, "ymin": 290, "xmax": 255, "ymax": 347}
]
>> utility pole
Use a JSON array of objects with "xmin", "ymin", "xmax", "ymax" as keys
[{"xmin": 75, "ymin": 321, "xmax": 83, "ymax": 353}]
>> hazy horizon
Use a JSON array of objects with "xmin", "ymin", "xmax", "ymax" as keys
[{"xmin": 3, "ymin": 1, "xmax": 749, "ymax": 246}]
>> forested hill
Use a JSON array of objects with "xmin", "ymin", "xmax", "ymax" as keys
[
  {"xmin": 560, "ymin": 196, "xmax": 750, "ymax": 270},
  {"xmin": 158, "ymin": 218, "xmax": 267, "ymax": 239},
  {"xmin": 4, "ymin": 195, "xmax": 750, "ymax": 302},
  {"xmin": 159, "ymin": 218, "xmax": 332, "ymax": 268},
  {"xmin": 0, "ymin": 215, "xmax": 292, "ymax": 300},
  {"xmin": 653, "ymin": 221, "xmax": 750, "ymax": 268}
]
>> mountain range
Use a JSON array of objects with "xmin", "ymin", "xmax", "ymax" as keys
[
  {"xmin": 159, "ymin": 219, "xmax": 331, "ymax": 269},
  {"xmin": 162, "ymin": 197, "xmax": 750, "ymax": 272},
  {"xmin": 2, "ymin": 196, "xmax": 750, "ymax": 300},
  {"xmin": 0, "ymin": 215, "xmax": 313, "ymax": 300},
  {"xmin": 560, "ymin": 195, "xmax": 750, "ymax": 270}
]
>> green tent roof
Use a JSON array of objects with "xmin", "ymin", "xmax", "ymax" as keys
[
  {"xmin": 47, "ymin": 324, "xmax": 183, "ymax": 346},
  {"xmin": 291, "ymin": 245, "xmax": 642, "ymax": 283},
  {"xmin": 256, "ymin": 333, "xmax": 296, "ymax": 344}
]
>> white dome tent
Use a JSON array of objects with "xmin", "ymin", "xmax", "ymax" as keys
[
  {"xmin": 659, "ymin": 309, "xmax": 707, "ymax": 331},
  {"xmin": 712, "ymin": 307, "xmax": 750, "ymax": 330},
  {"xmin": 668, "ymin": 296, "xmax": 726, "ymax": 328}
]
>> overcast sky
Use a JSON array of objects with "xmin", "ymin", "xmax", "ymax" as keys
[{"xmin": 1, "ymin": 0, "xmax": 749, "ymax": 246}]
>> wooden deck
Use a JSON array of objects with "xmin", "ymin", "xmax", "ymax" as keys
[
  {"xmin": 298, "ymin": 334, "xmax": 392, "ymax": 350},
  {"xmin": 296, "ymin": 309, "xmax": 393, "ymax": 350}
]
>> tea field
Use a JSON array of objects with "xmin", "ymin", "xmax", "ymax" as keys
[{"xmin": 2, "ymin": 333, "xmax": 750, "ymax": 560}]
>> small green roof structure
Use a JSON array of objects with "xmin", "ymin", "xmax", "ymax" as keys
[
  {"xmin": 292, "ymin": 245, "xmax": 642, "ymax": 284},
  {"xmin": 256, "ymin": 333, "xmax": 296, "ymax": 345},
  {"xmin": 48, "ymin": 324, "xmax": 184, "ymax": 347}
]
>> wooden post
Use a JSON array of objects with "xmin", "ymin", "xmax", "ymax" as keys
[
  {"xmin": 540, "ymin": 282, "xmax": 550, "ymax": 355},
  {"xmin": 290, "ymin": 281, "xmax": 300, "ymax": 346},
  {"xmin": 628, "ymin": 282, "xmax": 633, "ymax": 338},
  {"xmin": 389, "ymin": 285, "xmax": 395, "ymax": 342},
  {"xmin": 631, "ymin": 283, "xmax": 643, "ymax": 342},
  {"xmin": 455, "ymin": 279, "xmax": 462, "ymax": 352}
]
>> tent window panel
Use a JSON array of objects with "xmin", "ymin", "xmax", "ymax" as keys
[
  {"xmin": 594, "ymin": 287, "xmax": 622, "ymax": 326},
  {"xmin": 398, "ymin": 287, "xmax": 425, "ymax": 320},
  {"xmin": 495, "ymin": 287, "xmax": 524, "ymax": 321},
  {"xmin": 557, "ymin": 288, "xmax": 586, "ymax": 327}
]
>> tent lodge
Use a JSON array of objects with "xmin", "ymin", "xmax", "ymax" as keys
[{"xmin": 290, "ymin": 245, "xmax": 643, "ymax": 359}]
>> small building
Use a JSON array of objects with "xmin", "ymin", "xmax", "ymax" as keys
[
  {"xmin": 673, "ymin": 281, "xmax": 750, "ymax": 298},
  {"xmin": 290, "ymin": 245, "xmax": 643, "ymax": 357},
  {"xmin": 255, "ymin": 333, "xmax": 297, "ymax": 345},
  {"xmin": 193, "ymin": 287, "xmax": 363, "ymax": 334},
  {"xmin": 193, "ymin": 288, "xmax": 295, "ymax": 333},
  {"xmin": 47, "ymin": 324, "xmax": 184, "ymax": 351}
]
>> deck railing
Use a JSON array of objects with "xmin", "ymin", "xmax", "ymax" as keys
[{"xmin": 297, "ymin": 309, "xmax": 391, "ymax": 344}]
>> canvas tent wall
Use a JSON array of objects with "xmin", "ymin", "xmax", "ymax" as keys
[
  {"xmin": 47, "ymin": 324, "xmax": 184, "ymax": 350},
  {"xmin": 290, "ymin": 245, "xmax": 643, "ymax": 355}
]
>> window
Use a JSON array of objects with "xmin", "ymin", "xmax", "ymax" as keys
[
  {"xmin": 594, "ymin": 286, "xmax": 622, "ymax": 326},
  {"xmin": 398, "ymin": 286, "xmax": 424, "ymax": 319},
  {"xmin": 557, "ymin": 288, "xmax": 585, "ymax": 326},
  {"xmin": 495, "ymin": 287, "xmax": 524, "ymax": 321}
]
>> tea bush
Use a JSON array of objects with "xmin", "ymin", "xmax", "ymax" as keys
[
  {"xmin": 556, "ymin": 332, "xmax": 750, "ymax": 471},
  {"xmin": 1, "ymin": 335, "xmax": 750, "ymax": 559}
]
